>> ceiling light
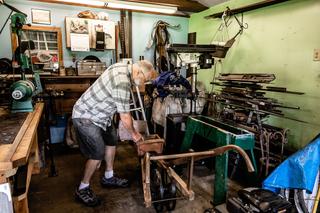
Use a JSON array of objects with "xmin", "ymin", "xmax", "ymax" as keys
[
  {"xmin": 56, "ymin": 0, "xmax": 177, "ymax": 14},
  {"xmin": 104, "ymin": 0, "xmax": 177, "ymax": 14},
  {"xmin": 57, "ymin": 0, "xmax": 105, "ymax": 7}
]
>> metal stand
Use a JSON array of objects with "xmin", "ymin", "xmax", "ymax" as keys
[
  {"xmin": 46, "ymin": 95, "xmax": 57, "ymax": 177},
  {"xmin": 189, "ymin": 63, "xmax": 198, "ymax": 115}
]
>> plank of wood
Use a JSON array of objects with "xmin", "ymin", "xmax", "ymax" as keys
[
  {"xmin": 0, "ymin": 162, "xmax": 14, "ymax": 177},
  {"xmin": 0, "ymin": 145, "xmax": 12, "ymax": 158},
  {"xmin": 158, "ymin": 160, "xmax": 194, "ymax": 200},
  {"xmin": 11, "ymin": 103, "xmax": 44, "ymax": 167},
  {"xmin": 141, "ymin": 157, "xmax": 152, "ymax": 208}
]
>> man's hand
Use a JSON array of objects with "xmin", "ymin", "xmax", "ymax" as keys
[{"xmin": 132, "ymin": 131, "xmax": 143, "ymax": 143}]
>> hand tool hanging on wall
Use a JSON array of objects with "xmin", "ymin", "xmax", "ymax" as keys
[
  {"xmin": 119, "ymin": 10, "xmax": 132, "ymax": 59},
  {"xmin": 147, "ymin": 21, "xmax": 180, "ymax": 73}
]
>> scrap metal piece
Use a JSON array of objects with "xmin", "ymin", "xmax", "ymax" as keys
[{"xmin": 217, "ymin": 73, "xmax": 276, "ymax": 83}]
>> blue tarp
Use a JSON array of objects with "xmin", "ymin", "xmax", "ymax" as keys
[{"xmin": 263, "ymin": 134, "xmax": 320, "ymax": 194}]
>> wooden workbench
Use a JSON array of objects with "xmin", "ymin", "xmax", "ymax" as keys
[{"xmin": 0, "ymin": 103, "xmax": 44, "ymax": 213}]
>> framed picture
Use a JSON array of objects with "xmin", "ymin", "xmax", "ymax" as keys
[{"xmin": 31, "ymin": 9, "xmax": 51, "ymax": 25}]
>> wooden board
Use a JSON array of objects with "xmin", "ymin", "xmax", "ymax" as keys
[
  {"xmin": 12, "ymin": 104, "xmax": 44, "ymax": 167},
  {"xmin": 0, "ymin": 103, "xmax": 44, "ymax": 173}
]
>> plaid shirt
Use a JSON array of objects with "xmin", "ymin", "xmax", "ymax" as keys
[{"xmin": 72, "ymin": 63, "xmax": 131, "ymax": 130}]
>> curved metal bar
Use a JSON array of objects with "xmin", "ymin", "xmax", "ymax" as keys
[{"xmin": 149, "ymin": 144, "xmax": 255, "ymax": 173}]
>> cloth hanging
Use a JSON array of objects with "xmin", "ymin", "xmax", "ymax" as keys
[{"xmin": 147, "ymin": 21, "xmax": 180, "ymax": 73}]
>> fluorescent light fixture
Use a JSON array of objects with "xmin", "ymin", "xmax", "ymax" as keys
[
  {"xmin": 56, "ymin": 0, "xmax": 177, "ymax": 14},
  {"xmin": 57, "ymin": 0, "xmax": 105, "ymax": 7},
  {"xmin": 104, "ymin": 0, "xmax": 177, "ymax": 14}
]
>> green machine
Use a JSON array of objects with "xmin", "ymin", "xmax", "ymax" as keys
[
  {"xmin": 8, "ymin": 11, "xmax": 42, "ymax": 112},
  {"xmin": 180, "ymin": 115, "xmax": 257, "ymax": 205}
]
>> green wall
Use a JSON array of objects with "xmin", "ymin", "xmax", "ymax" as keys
[{"xmin": 189, "ymin": 0, "xmax": 320, "ymax": 150}]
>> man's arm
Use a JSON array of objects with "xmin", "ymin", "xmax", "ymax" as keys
[{"xmin": 119, "ymin": 112, "xmax": 142, "ymax": 143}]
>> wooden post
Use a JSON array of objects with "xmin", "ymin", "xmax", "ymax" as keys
[{"xmin": 187, "ymin": 156, "xmax": 194, "ymax": 191}]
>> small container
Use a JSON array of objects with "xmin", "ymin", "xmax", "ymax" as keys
[{"xmin": 59, "ymin": 66, "xmax": 66, "ymax": 76}]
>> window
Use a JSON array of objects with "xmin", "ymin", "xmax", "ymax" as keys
[{"xmin": 11, "ymin": 26, "xmax": 63, "ymax": 70}]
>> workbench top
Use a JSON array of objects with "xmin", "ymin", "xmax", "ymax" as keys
[{"xmin": 0, "ymin": 103, "xmax": 44, "ymax": 176}]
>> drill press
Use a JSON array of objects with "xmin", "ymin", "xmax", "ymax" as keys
[{"xmin": 2, "ymin": 5, "xmax": 42, "ymax": 112}]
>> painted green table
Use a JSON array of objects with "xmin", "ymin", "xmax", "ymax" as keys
[{"xmin": 180, "ymin": 116, "xmax": 256, "ymax": 205}]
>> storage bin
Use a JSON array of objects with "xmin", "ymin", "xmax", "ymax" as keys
[{"xmin": 50, "ymin": 115, "xmax": 67, "ymax": 144}]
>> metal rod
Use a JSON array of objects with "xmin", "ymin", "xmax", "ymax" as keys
[
  {"xmin": 3, "ymin": 2, "xmax": 27, "ymax": 16},
  {"xmin": 202, "ymin": 98, "xmax": 309, "ymax": 123},
  {"xmin": 130, "ymin": 87, "xmax": 140, "ymax": 120},
  {"xmin": 150, "ymin": 145, "xmax": 255, "ymax": 173},
  {"xmin": 0, "ymin": 10, "xmax": 13, "ymax": 35},
  {"xmin": 151, "ymin": 196, "xmax": 184, "ymax": 203}
]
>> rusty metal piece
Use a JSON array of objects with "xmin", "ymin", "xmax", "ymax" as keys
[{"xmin": 217, "ymin": 73, "xmax": 276, "ymax": 83}]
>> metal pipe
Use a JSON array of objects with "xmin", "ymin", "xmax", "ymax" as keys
[
  {"xmin": 152, "ymin": 196, "xmax": 184, "ymax": 203},
  {"xmin": 135, "ymin": 85, "xmax": 149, "ymax": 135},
  {"xmin": 3, "ymin": 2, "xmax": 27, "ymax": 16},
  {"xmin": 150, "ymin": 145, "xmax": 255, "ymax": 173}
]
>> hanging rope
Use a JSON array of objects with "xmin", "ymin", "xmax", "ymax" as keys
[{"xmin": 147, "ymin": 20, "xmax": 180, "ymax": 73}]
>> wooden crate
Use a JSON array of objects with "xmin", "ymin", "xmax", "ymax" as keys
[{"xmin": 136, "ymin": 134, "xmax": 164, "ymax": 156}]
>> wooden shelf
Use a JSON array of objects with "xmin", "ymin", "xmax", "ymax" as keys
[
  {"xmin": 40, "ymin": 75, "xmax": 99, "ymax": 79},
  {"xmin": 205, "ymin": 0, "xmax": 290, "ymax": 19}
]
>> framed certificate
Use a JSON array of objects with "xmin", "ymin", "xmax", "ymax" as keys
[{"xmin": 31, "ymin": 9, "xmax": 51, "ymax": 25}]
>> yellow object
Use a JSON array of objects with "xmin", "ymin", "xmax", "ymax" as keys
[{"xmin": 312, "ymin": 183, "xmax": 320, "ymax": 213}]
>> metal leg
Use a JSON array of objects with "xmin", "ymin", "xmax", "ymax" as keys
[
  {"xmin": 213, "ymin": 136, "xmax": 229, "ymax": 205},
  {"xmin": 214, "ymin": 154, "xmax": 228, "ymax": 205}
]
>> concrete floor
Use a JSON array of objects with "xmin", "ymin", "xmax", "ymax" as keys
[{"xmin": 28, "ymin": 142, "xmax": 244, "ymax": 213}]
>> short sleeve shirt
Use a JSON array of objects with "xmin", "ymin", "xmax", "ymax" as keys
[{"xmin": 72, "ymin": 63, "xmax": 132, "ymax": 130}]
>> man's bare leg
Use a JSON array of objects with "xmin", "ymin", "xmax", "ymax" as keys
[
  {"xmin": 105, "ymin": 145, "xmax": 116, "ymax": 172},
  {"xmin": 82, "ymin": 159, "xmax": 101, "ymax": 184}
]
